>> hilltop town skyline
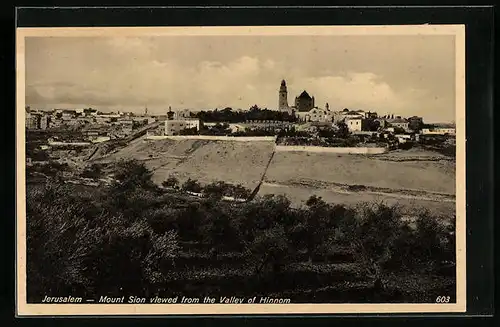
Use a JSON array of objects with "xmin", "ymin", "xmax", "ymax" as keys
[{"xmin": 26, "ymin": 35, "xmax": 456, "ymax": 123}]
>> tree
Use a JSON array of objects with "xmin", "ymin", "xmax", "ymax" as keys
[
  {"xmin": 229, "ymin": 184, "xmax": 251, "ymax": 199},
  {"xmin": 393, "ymin": 126, "xmax": 406, "ymax": 134},
  {"xmin": 336, "ymin": 121, "xmax": 350, "ymax": 138},
  {"xmin": 111, "ymin": 159, "xmax": 155, "ymax": 191},
  {"xmin": 26, "ymin": 183, "xmax": 96, "ymax": 299},
  {"xmin": 302, "ymin": 196, "xmax": 346, "ymax": 262},
  {"xmin": 305, "ymin": 195, "xmax": 324, "ymax": 207},
  {"xmin": 346, "ymin": 203, "xmax": 404, "ymax": 290},
  {"xmin": 367, "ymin": 119, "xmax": 381, "ymax": 132},
  {"xmin": 203, "ymin": 209, "xmax": 240, "ymax": 253},
  {"xmin": 81, "ymin": 163, "xmax": 103, "ymax": 179},
  {"xmin": 181, "ymin": 178, "xmax": 202, "ymax": 193},
  {"xmin": 162, "ymin": 175, "xmax": 179, "ymax": 189},
  {"xmin": 414, "ymin": 212, "xmax": 452, "ymax": 269},
  {"xmin": 249, "ymin": 226, "xmax": 290, "ymax": 275},
  {"xmin": 409, "ymin": 119, "xmax": 423, "ymax": 132},
  {"xmin": 202, "ymin": 181, "xmax": 226, "ymax": 200}
]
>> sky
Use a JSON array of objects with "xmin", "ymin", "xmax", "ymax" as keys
[{"xmin": 25, "ymin": 34, "xmax": 457, "ymax": 122}]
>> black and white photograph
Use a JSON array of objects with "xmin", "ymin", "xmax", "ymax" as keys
[{"xmin": 16, "ymin": 25, "xmax": 466, "ymax": 315}]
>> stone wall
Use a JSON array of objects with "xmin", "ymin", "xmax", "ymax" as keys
[
  {"xmin": 145, "ymin": 135, "xmax": 277, "ymax": 142},
  {"xmin": 275, "ymin": 145, "xmax": 388, "ymax": 154}
]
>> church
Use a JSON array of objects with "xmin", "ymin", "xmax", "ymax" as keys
[
  {"xmin": 278, "ymin": 80, "xmax": 332, "ymax": 122},
  {"xmin": 278, "ymin": 79, "xmax": 316, "ymax": 113}
]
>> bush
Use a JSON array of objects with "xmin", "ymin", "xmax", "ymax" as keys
[
  {"xmin": 26, "ymin": 181, "xmax": 180, "ymax": 300},
  {"xmin": 250, "ymin": 226, "xmax": 291, "ymax": 275},
  {"xmin": 398, "ymin": 142, "xmax": 414, "ymax": 150},
  {"xmin": 182, "ymin": 178, "xmax": 202, "ymax": 193},
  {"xmin": 25, "ymin": 173, "xmax": 456, "ymax": 302},
  {"xmin": 81, "ymin": 163, "xmax": 104, "ymax": 179},
  {"xmin": 29, "ymin": 161, "xmax": 70, "ymax": 178},
  {"xmin": 436, "ymin": 145, "xmax": 456, "ymax": 158},
  {"xmin": 162, "ymin": 175, "xmax": 179, "ymax": 189},
  {"xmin": 343, "ymin": 203, "xmax": 404, "ymax": 288},
  {"xmin": 111, "ymin": 159, "xmax": 155, "ymax": 191},
  {"xmin": 29, "ymin": 150, "xmax": 50, "ymax": 162},
  {"xmin": 202, "ymin": 181, "xmax": 226, "ymax": 199},
  {"xmin": 229, "ymin": 184, "xmax": 251, "ymax": 199}
]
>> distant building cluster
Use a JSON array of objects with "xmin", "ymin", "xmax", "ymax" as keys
[
  {"xmin": 164, "ymin": 106, "xmax": 201, "ymax": 136},
  {"xmin": 24, "ymin": 79, "xmax": 455, "ymax": 144},
  {"xmin": 278, "ymin": 80, "xmax": 316, "ymax": 114},
  {"xmin": 25, "ymin": 105, "xmax": 156, "ymax": 142},
  {"xmin": 275, "ymin": 79, "xmax": 455, "ymax": 136}
]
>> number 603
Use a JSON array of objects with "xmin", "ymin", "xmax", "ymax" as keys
[{"xmin": 436, "ymin": 296, "xmax": 450, "ymax": 303}]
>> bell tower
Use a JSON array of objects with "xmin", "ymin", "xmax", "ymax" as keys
[{"xmin": 278, "ymin": 80, "xmax": 289, "ymax": 111}]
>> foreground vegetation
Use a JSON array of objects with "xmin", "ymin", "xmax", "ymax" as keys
[{"xmin": 26, "ymin": 160, "xmax": 456, "ymax": 303}]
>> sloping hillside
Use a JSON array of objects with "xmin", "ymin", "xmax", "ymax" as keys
[
  {"xmin": 99, "ymin": 137, "xmax": 456, "ymax": 216},
  {"xmin": 265, "ymin": 151, "xmax": 455, "ymax": 195},
  {"xmin": 100, "ymin": 137, "xmax": 276, "ymax": 189}
]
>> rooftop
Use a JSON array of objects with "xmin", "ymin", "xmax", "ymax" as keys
[
  {"xmin": 297, "ymin": 90, "xmax": 312, "ymax": 99},
  {"xmin": 388, "ymin": 118, "xmax": 408, "ymax": 124}
]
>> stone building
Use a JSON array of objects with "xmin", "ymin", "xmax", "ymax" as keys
[
  {"xmin": 294, "ymin": 90, "xmax": 315, "ymax": 112},
  {"xmin": 296, "ymin": 103, "xmax": 334, "ymax": 123},
  {"xmin": 164, "ymin": 106, "xmax": 200, "ymax": 135},
  {"xmin": 387, "ymin": 117, "xmax": 410, "ymax": 131},
  {"xmin": 408, "ymin": 116, "xmax": 424, "ymax": 131},
  {"xmin": 346, "ymin": 117, "xmax": 369, "ymax": 132},
  {"xmin": 278, "ymin": 80, "xmax": 289, "ymax": 112}
]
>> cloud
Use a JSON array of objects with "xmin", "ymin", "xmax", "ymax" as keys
[
  {"xmin": 25, "ymin": 55, "xmax": 438, "ymax": 116},
  {"xmin": 25, "ymin": 36, "xmax": 456, "ymax": 122}
]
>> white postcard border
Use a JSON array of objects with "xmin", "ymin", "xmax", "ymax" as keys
[{"xmin": 16, "ymin": 24, "xmax": 466, "ymax": 316}]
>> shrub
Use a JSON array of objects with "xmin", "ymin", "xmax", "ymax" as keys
[
  {"xmin": 142, "ymin": 230, "xmax": 180, "ymax": 284},
  {"xmin": 176, "ymin": 203, "xmax": 205, "ymax": 241},
  {"xmin": 162, "ymin": 175, "xmax": 179, "ymax": 189},
  {"xmin": 344, "ymin": 203, "xmax": 404, "ymax": 288},
  {"xmin": 414, "ymin": 212, "xmax": 455, "ymax": 269},
  {"xmin": 229, "ymin": 184, "xmax": 251, "ymax": 199},
  {"xmin": 249, "ymin": 226, "xmax": 291, "ymax": 275},
  {"xmin": 26, "ymin": 181, "xmax": 180, "ymax": 299},
  {"xmin": 145, "ymin": 206, "xmax": 181, "ymax": 235},
  {"xmin": 398, "ymin": 142, "xmax": 414, "ymax": 150},
  {"xmin": 201, "ymin": 209, "xmax": 241, "ymax": 253},
  {"xmin": 110, "ymin": 159, "xmax": 155, "ymax": 191},
  {"xmin": 202, "ymin": 181, "xmax": 226, "ymax": 199},
  {"xmin": 81, "ymin": 163, "xmax": 104, "ymax": 179},
  {"xmin": 436, "ymin": 145, "xmax": 456, "ymax": 158},
  {"xmin": 347, "ymin": 184, "xmax": 367, "ymax": 192},
  {"xmin": 182, "ymin": 178, "xmax": 202, "ymax": 193},
  {"xmin": 25, "ymin": 175, "xmax": 456, "ymax": 301},
  {"xmin": 302, "ymin": 198, "xmax": 349, "ymax": 261},
  {"xmin": 27, "ymin": 186, "xmax": 96, "ymax": 299}
]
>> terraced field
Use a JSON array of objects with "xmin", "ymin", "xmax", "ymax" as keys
[
  {"xmin": 97, "ymin": 137, "xmax": 276, "ymax": 189},
  {"xmin": 98, "ymin": 137, "xmax": 456, "ymax": 217}
]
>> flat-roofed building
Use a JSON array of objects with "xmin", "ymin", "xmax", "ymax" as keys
[
  {"xmin": 346, "ymin": 117, "xmax": 369, "ymax": 132},
  {"xmin": 165, "ymin": 119, "xmax": 200, "ymax": 135}
]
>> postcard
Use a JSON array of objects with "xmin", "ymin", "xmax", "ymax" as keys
[{"xmin": 16, "ymin": 25, "xmax": 466, "ymax": 316}]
